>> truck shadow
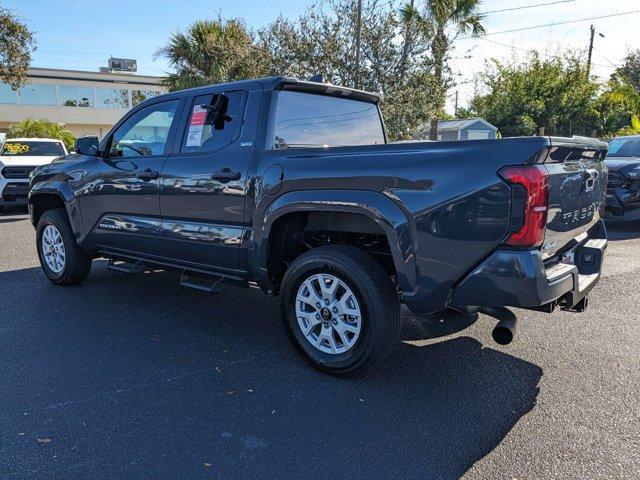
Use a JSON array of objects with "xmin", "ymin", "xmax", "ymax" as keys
[
  {"xmin": 605, "ymin": 218, "xmax": 640, "ymax": 240},
  {"xmin": 0, "ymin": 265, "xmax": 542, "ymax": 480}
]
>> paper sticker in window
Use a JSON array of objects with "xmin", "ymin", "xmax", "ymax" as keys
[{"xmin": 186, "ymin": 105, "xmax": 207, "ymax": 146}]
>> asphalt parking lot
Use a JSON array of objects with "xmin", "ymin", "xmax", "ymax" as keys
[{"xmin": 0, "ymin": 208, "xmax": 638, "ymax": 480}]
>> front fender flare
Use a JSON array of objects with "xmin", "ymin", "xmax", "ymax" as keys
[
  {"xmin": 251, "ymin": 190, "xmax": 416, "ymax": 294},
  {"xmin": 29, "ymin": 181, "xmax": 83, "ymax": 241}
]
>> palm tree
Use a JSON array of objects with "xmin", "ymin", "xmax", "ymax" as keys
[
  {"xmin": 157, "ymin": 19, "xmax": 269, "ymax": 92},
  {"xmin": 424, "ymin": 0, "xmax": 485, "ymax": 140},
  {"xmin": 7, "ymin": 118, "xmax": 75, "ymax": 150}
]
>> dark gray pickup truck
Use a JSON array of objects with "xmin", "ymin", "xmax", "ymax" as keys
[{"xmin": 28, "ymin": 77, "xmax": 608, "ymax": 375}]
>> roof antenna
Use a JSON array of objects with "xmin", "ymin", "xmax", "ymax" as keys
[{"xmin": 309, "ymin": 73, "xmax": 324, "ymax": 83}]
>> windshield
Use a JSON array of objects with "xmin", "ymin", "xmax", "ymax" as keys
[
  {"xmin": 607, "ymin": 138, "xmax": 640, "ymax": 158},
  {"xmin": 1, "ymin": 141, "xmax": 65, "ymax": 157}
]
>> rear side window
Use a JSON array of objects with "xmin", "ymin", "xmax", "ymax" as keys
[
  {"xmin": 181, "ymin": 91, "xmax": 244, "ymax": 153},
  {"xmin": 274, "ymin": 91, "xmax": 385, "ymax": 149}
]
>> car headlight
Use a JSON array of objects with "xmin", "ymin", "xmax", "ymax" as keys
[{"xmin": 629, "ymin": 171, "xmax": 640, "ymax": 178}]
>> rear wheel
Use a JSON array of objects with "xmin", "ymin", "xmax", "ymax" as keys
[
  {"xmin": 36, "ymin": 209, "xmax": 91, "ymax": 285},
  {"xmin": 281, "ymin": 245, "xmax": 400, "ymax": 376}
]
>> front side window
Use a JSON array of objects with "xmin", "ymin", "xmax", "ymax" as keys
[
  {"xmin": 1, "ymin": 141, "xmax": 65, "ymax": 156},
  {"xmin": 274, "ymin": 91, "xmax": 385, "ymax": 149},
  {"xmin": 109, "ymin": 100, "xmax": 179, "ymax": 158},
  {"xmin": 608, "ymin": 138, "xmax": 640, "ymax": 158},
  {"xmin": 181, "ymin": 91, "xmax": 244, "ymax": 153}
]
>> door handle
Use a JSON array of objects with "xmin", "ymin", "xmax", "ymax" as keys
[
  {"xmin": 137, "ymin": 168, "xmax": 159, "ymax": 181},
  {"xmin": 211, "ymin": 168, "xmax": 241, "ymax": 182}
]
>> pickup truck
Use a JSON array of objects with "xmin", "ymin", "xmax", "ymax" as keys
[
  {"xmin": 604, "ymin": 135, "xmax": 640, "ymax": 220},
  {"xmin": 0, "ymin": 137, "xmax": 68, "ymax": 212},
  {"xmin": 28, "ymin": 77, "xmax": 608, "ymax": 375}
]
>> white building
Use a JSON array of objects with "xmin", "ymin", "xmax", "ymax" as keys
[{"xmin": 0, "ymin": 67, "xmax": 165, "ymax": 139}]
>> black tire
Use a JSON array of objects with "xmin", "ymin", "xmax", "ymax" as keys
[
  {"xmin": 281, "ymin": 245, "xmax": 401, "ymax": 376},
  {"xmin": 36, "ymin": 208, "xmax": 92, "ymax": 285}
]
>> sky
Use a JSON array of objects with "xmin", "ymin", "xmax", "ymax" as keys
[{"xmin": 5, "ymin": 0, "xmax": 640, "ymax": 113}]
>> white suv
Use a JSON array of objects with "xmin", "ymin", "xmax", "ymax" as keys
[{"xmin": 0, "ymin": 138, "xmax": 68, "ymax": 212}]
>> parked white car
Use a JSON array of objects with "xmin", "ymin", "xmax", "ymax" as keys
[{"xmin": 0, "ymin": 138, "xmax": 68, "ymax": 212}]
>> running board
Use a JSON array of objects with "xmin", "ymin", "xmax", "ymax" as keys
[
  {"xmin": 179, "ymin": 269, "xmax": 226, "ymax": 294},
  {"xmin": 107, "ymin": 256, "xmax": 146, "ymax": 274}
]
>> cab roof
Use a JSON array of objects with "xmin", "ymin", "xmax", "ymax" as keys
[{"xmin": 156, "ymin": 76, "xmax": 381, "ymax": 104}]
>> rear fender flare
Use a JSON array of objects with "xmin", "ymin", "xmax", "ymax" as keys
[{"xmin": 252, "ymin": 190, "xmax": 416, "ymax": 294}]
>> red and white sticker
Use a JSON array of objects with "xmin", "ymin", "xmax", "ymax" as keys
[{"xmin": 186, "ymin": 105, "xmax": 207, "ymax": 146}]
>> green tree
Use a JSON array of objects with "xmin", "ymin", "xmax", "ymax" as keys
[
  {"xmin": 419, "ymin": 0, "xmax": 485, "ymax": 140},
  {"xmin": 468, "ymin": 52, "xmax": 600, "ymax": 137},
  {"xmin": 7, "ymin": 119, "xmax": 76, "ymax": 151},
  {"xmin": 156, "ymin": 18, "xmax": 269, "ymax": 91},
  {"xmin": 0, "ymin": 6, "xmax": 36, "ymax": 90},
  {"xmin": 614, "ymin": 49, "xmax": 640, "ymax": 94},
  {"xmin": 595, "ymin": 78, "xmax": 640, "ymax": 137},
  {"xmin": 259, "ymin": 0, "xmax": 441, "ymax": 140}
]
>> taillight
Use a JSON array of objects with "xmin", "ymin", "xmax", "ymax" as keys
[{"xmin": 499, "ymin": 165, "xmax": 549, "ymax": 247}]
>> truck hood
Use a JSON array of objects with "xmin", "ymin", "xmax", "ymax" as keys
[{"xmin": 0, "ymin": 155, "xmax": 62, "ymax": 167}]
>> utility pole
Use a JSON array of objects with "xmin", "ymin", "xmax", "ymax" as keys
[
  {"xmin": 355, "ymin": 0, "xmax": 363, "ymax": 89},
  {"xmin": 454, "ymin": 90, "xmax": 459, "ymax": 117},
  {"xmin": 586, "ymin": 24, "xmax": 595, "ymax": 79}
]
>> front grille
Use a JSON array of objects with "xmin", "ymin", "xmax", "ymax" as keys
[
  {"xmin": 1, "ymin": 166, "xmax": 36, "ymax": 179},
  {"xmin": 2, "ymin": 182, "xmax": 29, "ymax": 202},
  {"xmin": 607, "ymin": 170, "xmax": 626, "ymax": 189}
]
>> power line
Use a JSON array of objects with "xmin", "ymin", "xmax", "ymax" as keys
[
  {"xmin": 476, "ymin": 37, "xmax": 617, "ymax": 69},
  {"xmin": 459, "ymin": 9, "xmax": 640, "ymax": 39},
  {"xmin": 481, "ymin": 0, "xmax": 577, "ymax": 15}
]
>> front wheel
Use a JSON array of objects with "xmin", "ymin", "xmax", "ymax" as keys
[
  {"xmin": 280, "ymin": 245, "xmax": 400, "ymax": 376},
  {"xmin": 36, "ymin": 209, "xmax": 92, "ymax": 285}
]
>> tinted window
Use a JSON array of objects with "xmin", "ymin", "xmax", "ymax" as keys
[
  {"xmin": 18, "ymin": 84, "xmax": 38, "ymax": 105},
  {"xmin": 38, "ymin": 84, "xmax": 56, "ymax": 106},
  {"xmin": 181, "ymin": 91, "xmax": 244, "ymax": 153},
  {"xmin": 274, "ymin": 91, "xmax": 384, "ymax": 149},
  {"xmin": 77, "ymin": 86, "xmax": 94, "ymax": 107},
  {"xmin": 608, "ymin": 138, "xmax": 640, "ymax": 158},
  {"xmin": 96, "ymin": 88, "xmax": 129, "ymax": 109},
  {"xmin": 109, "ymin": 100, "xmax": 179, "ymax": 157},
  {"xmin": 59, "ymin": 85, "xmax": 77, "ymax": 106},
  {"xmin": 0, "ymin": 83, "xmax": 16, "ymax": 104},
  {"xmin": 132, "ymin": 90, "xmax": 161, "ymax": 106},
  {"xmin": 1, "ymin": 141, "xmax": 65, "ymax": 156}
]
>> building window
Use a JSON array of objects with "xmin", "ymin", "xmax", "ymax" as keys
[
  {"xmin": 77, "ymin": 86, "xmax": 94, "ymax": 107},
  {"xmin": 59, "ymin": 85, "xmax": 78, "ymax": 106},
  {"xmin": 131, "ymin": 90, "xmax": 160, "ymax": 106},
  {"xmin": 18, "ymin": 84, "xmax": 38, "ymax": 105},
  {"xmin": 0, "ymin": 84, "xmax": 17, "ymax": 104},
  {"xmin": 37, "ymin": 84, "xmax": 56, "ymax": 106},
  {"xmin": 95, "ymin": 88, "xmax": 129, "ymax": 109}
]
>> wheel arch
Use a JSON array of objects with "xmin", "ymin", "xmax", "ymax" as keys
[
  {"xmin": 252, "ymin": 190, "xmax": 416, "ymax": 295},
  {"xmin": 29, "ymin": 182, "xmax": 83, "ymax": 241}
]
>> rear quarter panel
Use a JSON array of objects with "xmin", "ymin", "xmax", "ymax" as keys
[{"xmin": 254, "ymin": 137, "xmax": 550, "ymax": 313}]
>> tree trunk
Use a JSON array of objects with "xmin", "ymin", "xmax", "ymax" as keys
[{"xmin": 429, "ymin": 29, "xmax": 447, "ymax": 141}]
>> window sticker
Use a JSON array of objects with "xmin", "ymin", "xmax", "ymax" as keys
[
  {"xmin": 4, "ymin": 143, "xmax": 29, "ymax": 155},
  {"xmin": 186, "ymin": 104, "xmax": 207, "ymax": 147}
]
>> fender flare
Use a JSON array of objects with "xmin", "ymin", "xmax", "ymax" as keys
[
  {"xmin": 29, "ymin": 181, "xmax": 83, "ymax": 241},
  {"xmin": 251, "ymin": 189, "xmax": 416, "ymax": 294}
]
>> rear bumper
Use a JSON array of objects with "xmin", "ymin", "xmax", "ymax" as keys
[{"xmin": 450, "ymin": 220, "xmax": 607, "ymax": 311}]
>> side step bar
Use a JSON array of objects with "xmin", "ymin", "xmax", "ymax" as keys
[
  {"xmin": 107, "ymin": 256, "xmax": 146, "ymax": 274},
  {"xmin": 179, "ymin": 270, "xmax": 225, "ymax": 294},
  {"xmin": 104, "ymin": 254, "xmax": 228, "ymax": 294}
]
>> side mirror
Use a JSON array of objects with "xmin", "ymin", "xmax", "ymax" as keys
[{"xmin": 75, "ymin": 136, "xmax": 99, "ymax": 156}]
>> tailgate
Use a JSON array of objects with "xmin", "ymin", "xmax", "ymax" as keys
[{"xmin": 541, "ymin": 137, "xmax": 608, "ymax": 259}]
